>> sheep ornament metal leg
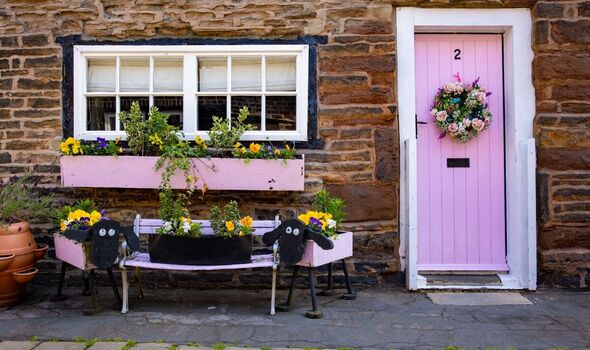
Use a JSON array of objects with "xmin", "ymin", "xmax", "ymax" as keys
[{"xmin": 263, "ymin": 219, "xmax": 334, "ymax": 318}]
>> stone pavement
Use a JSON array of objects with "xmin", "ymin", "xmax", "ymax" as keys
[{"xmin": 1, "ymin": 283, "xmax": 590, "ymax": 349}]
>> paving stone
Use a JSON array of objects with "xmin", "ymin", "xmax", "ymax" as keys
[
  {"xmin": 34, "ymin": 342, "xmax": 85, "ymax": 350},
  {"xmin": 427, "ymin": 292, "xmax": 533, "ymax": 305},
  {"xmin": 0, "ymin": 341, "xmax": 39, "ymax": 350},
  {"xmin": 131, "ymin": 343, "xmax": 172, "ymax": 350},
  {"xmin": 177, "ymin": 347, "xmax": 213, "ymax": 350},
  {"xmin": 87, "ymin": 342, "xmax": 128, "ymax": 350}
]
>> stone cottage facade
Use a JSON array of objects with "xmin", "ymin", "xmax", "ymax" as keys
[{"xmin": 0, "ymin": 0, "xmax": 588, "ymax": 288}]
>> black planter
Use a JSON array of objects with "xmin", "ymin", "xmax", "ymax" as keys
[{"xmin": 148, "ymin": 234, "xmax": 252, "ymax": 265}]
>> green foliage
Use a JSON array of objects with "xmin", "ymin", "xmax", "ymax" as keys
[
  {"xmin": 209, "ymin": 201, "xmax": 252, "ymax": 238},
  {"xmin": 312, "ymin": 189, "xmax": 345, "ymax": 235},
  {"xmin": 0, "ymin": 175, "xmax": 55, "ymax": 227},
  {"xmin": 208, "ymin": 106, "xmax": 255, "ymax": 155},
  {"xmin": 213, "ymin": 343, "xmax": 227, "ymax": 350},
  {"xmin": 157, "ymin": 190, "xmax": 202, "ymax": 238},
  {"xmin": 121, "ymin": 340, "xmax": 137, "ymax": 350},
  {"xmin": 119, "ymin": 102, "xmax": 173, "ymax": 156}
]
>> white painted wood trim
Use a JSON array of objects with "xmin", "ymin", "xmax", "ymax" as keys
[
  {"xmin": 73, "ymin": 45, "xmax": 309, "ymax": 141},
  {"xmin": 396, "ymin": 8, "xmax": 537, "ymax": 290}
]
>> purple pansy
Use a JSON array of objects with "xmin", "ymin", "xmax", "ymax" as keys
[{"xmin": 96, "ymin": 137, "xmax": 108, "ymax": 150}]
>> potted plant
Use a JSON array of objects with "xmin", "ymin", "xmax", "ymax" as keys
[
  {"xmin": 296, "ymin": 190, "xmax": 353, "ymax": 267},
  {"xmin": 148, "ymin": 197, "xmax": 255, "ymax": 265},
  {"xmin": 60, "ymin": 103, "xmax": 305, "ymax": 191},
  {"xmin": 53, "ymin": 199, "xmax": 108, "ymax": 270},
  {"xmin": 0, "ymin": 175, "xmax": 52, "ymax": 307}
]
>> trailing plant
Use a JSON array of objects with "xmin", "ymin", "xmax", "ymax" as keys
[
  {"xmin": 119, "ymin": 102, "xmax": 172, "ymax": 156},
  {"xmin": 56, "ymin": 199, "xmax": 107, "ymax": 232},
  {"xmin": 207, "ymin": 106, "xmax": 255, "ymax": 156},
  {"xmin": 209, "ymin": 201, "xmax": 254, "ymax": 238},
  {"xmin": 157, "ymin": 190, "xmax": 202, "ymax": 238},
  {"xmin": 0, "ymin": 175, "xmax": 55, "ymax": 227}
]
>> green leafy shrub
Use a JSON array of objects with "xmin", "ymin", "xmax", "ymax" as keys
[
  {"xmin": 209, "ymin": 201, "xmax": 254, "ymax": 238},
  {"xmin": 0, "ymin": 175, "xmax": 55, "ymax": 227},
  {"xmin": 157, "ymin": 190, "xmax": 202, "ymax": 238},
  {"xmin": 312, "ymin": 189, "xmax": 345, "ymax": 235},
  {"xmin": 207, "ymin": 106, "xmax": 255, "ymax": 156}
]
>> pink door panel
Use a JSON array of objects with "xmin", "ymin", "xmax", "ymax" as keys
[{"xmin": 415, "ymin": 34, "xmax": 507, "ymax": 271}]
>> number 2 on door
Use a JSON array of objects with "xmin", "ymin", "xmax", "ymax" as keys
[{"xmin": 454, "ymin": 49, "xmax": 461, "ymax": 60}]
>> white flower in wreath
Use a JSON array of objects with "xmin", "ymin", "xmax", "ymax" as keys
[
  {"xmin": 448, "ymin": 123, "xmax": 459, "ymax": 133},
  {"xmin": 464, "ymin": 119, "xmax": 472, "ymax": 127},
  {"xmin": 444, "ymin": 82, "xmax": 456, "ymax": 93},
  {"xmin": 477, "ymin": 91, "xmax": 487, "ymax": 103},
  {"xmin": 431, "ymin": 108, "xmax": 438, "ymax": 116},
  {"xmin": 455, "ymin": 83, "xmax": 464, "ymax": 94}
]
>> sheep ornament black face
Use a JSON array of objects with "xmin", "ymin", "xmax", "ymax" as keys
[
  {"xmin": 64, "ymin": 220, "xmax": 140, "ymax": 269},
  {"xmin": 263, "ymin": 219, "xmax": 334, "ymax": 265}
]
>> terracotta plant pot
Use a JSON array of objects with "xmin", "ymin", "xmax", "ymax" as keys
[{"xmin": 0, "ymin": 222, "xmax": 47, "ymax": 307}]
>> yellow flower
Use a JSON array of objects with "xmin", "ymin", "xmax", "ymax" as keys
[
  {"xmin": 225, "ymin": 221, "xmax": 235, "ymax": 232},
  {"xmin": 195, "ymin": 136, "xmax": 208, "ymax": 149},
  {"xmin": 298, "ymin": 213, "xmax": 310, "ymax": 225},
  {"xmin": 233, "ymin": 142, "xmax": 242, "ymax": 149},
  {"xmin": 181, "ymin": 217, "xmax": 191, "ymax": 224},
  {"xmin": 89, "ymin": 210, "xmax": 102, "ymax": 225},
  {"xmin": 149, "ymin": 134, "xmax": 163, "ymax": 146},
  {"xmin": 285, "ymin": 144, "xmax": 291, "ymax": 151},
  {"xmin": 274, "ymin": 149, "xmax": 281, "ymax": 156},
  {"xmin": 238, "ymin": 231, "xmax": 244, "ymax": 237},
  {"xmin": 118, "ymin": 147, "xmax": 123, "ymax": 153},
  {"xmin": 115, "ymin": 137, "xmax": 121, "ymax": 144},
  {"xmin": 239, "ymin": 216, "xmax": 253, "ymax": 228},
  {"xmin": 67, "ymin": 209, "xmax": 90, "ymax": 222},
  {"xmin": 249, "ymin": 143, "xmax": 261, "ymax": 153},
  {"xmin": 60, "ymin": 220, "xmax": 68, "ymax": 231},
  {"xmin": 240, "ymin": 147, "xmax": 247, "ymax": 154}
]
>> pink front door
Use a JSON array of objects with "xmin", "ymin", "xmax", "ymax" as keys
[{"xmin": 415, "ymin": 34, "xmax": 507, "ymax": 271}]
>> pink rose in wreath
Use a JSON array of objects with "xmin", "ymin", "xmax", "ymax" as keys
[
  {"xmin": 448, "ymin": 123, "xmax": 459, "ymax": 133},
  {"xmin": 435, "ymin": 111, "xmax": 448, "ymax": 122},
  {"xmin": 472, "ymin": 119, "xmax": 485, "ymax": 131}
]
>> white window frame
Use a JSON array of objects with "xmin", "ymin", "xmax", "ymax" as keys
[{"xmin": 73, "ymin": 45, "xmax": 309, "ymax": 141}]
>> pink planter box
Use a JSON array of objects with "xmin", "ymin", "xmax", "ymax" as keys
[
  {"xmin": 53, "ymin": 233, "xmax": 95, "ymax": 270},
  {"xmin": 60, "ymin": 155, "xmax": 305, "ymax": 191},
  {"xmin": 297, "ymin": 231, "xmax": 353, "ymax": 267}
]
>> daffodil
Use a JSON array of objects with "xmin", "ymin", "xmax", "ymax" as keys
[
  {"xmin": 239, "ymin": 216, "xmax": 253, "ymax": 228},
  {"xmin": 249, "ymin": 143, "xmax": 261, "ymax": 153},
  {"xmin": 225, "ymin": 221, "xmax": 235, "ymax": 232}
]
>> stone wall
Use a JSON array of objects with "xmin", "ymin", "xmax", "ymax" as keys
[{"xmin": 0, "ymin": 0, "xmax": 588, "ymax": 288}]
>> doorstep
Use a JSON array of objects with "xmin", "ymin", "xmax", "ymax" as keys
[{"xmin": 416, "ymin": 272, "xmax": 522, "ymax": 290}]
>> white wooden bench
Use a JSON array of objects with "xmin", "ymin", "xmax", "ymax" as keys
[{"xmin": 119, "ymin": 214, "xmax": 280, "ymax": 315}]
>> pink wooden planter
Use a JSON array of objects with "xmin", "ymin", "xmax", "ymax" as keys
[
  {"xmin": 60, "ymin": 156, "xmax": 305, "ymax": 191},
  {"xmin": 53, "ymin": 233, "xmax": 95, "ymax": 270},
  {"xmin": 297, "ymin": 231, "xmax": 353, "ymax": 267}
]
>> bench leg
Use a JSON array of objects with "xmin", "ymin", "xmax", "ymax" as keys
[
  {"xmin": 50, "ymin": 261, "xmax": 68, "ymax": 302},
  {"xmin": 277, "ymin": 265, "xmax": 298, "ymax": 312},
  {"xmin": 107, "ymin": 267, "xmax": 122, "ymax": 306},
  {"xmin": 305, "ymin": 267, "xmax": 323, "ymax": 319},
  {"xmin": 270, "ymin": 263, "xmax": 277, "ymax": 315},
  {"xmin": 341, "ymin": 259, "xmax": 357, "ymax": 300},
  {"xmin": 83, "ymin": 270, "xmax": 100, "ymax": 316},
  {"xmin": 318, "ymin": 262, "xmax": 335, "ymax": 296},
  {"xmin": 135, "ymin": 267, "xmax": 144, "ymax": 299},
  {"xmin": 120, "ymin": 267, "xmax": 129, "ymax": 314}
]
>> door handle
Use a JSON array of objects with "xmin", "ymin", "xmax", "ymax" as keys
[{"xmin": 415, "ymin": 115, "xmax": 427, "ymax": 138}]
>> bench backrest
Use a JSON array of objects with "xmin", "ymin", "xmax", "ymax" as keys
[{"xmin": 133, "ymin": 214, "xmax": 281, "ymax": 237}]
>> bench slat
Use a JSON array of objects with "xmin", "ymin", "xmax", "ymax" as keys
[{"xmin": 124, "ymin": 252, "xmax": 274, "ymax": 270}]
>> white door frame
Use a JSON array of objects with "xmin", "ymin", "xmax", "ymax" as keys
[{"xmin": 396, "ymin": 8, "xmax": 537, "ymax": 290}]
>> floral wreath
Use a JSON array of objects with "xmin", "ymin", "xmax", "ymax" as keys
[{"xmin": 431, "ymin": 73, "xmax": 493, "ymax": 143}]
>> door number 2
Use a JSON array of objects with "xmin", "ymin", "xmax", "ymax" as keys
[{"xmin": 454, "ymin": 49, "xmax": 461, "ymax": 60}]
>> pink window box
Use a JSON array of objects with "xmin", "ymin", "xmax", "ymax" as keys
[
  {"xmin": 53, "ymin": 233, "xmax": 95, "ymax": 270},
  {"xmin": 297, "ymin": 231, "xmax": 353, "ymax": 267},
  {"xmin": 60, "ymin": 155, "xmax": 305, "ymax": 191}
]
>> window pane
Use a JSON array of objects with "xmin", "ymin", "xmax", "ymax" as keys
[
  {"xmin": 120, "ymin": 57, "xmax": 149, "ymax": 92},
  {"xmin": 120, "ymin": 97, "xmax": 149, "ymax": 129},
  {"xmin": 154, "ymin": 96, "xmax": 183, "ymax": 128},
  {"xmin": 232, "ymin": 57, "xmax": 261, "ymax": 91},
  {"xmin": 154, "ymin": 57, "xmax": 183, "ymax": 92},
  {"xmin": 87, "ymin": 97, "xmax": 116, "ymax": 130},
  {"xmin": 266, "ymin": 96, "xmax": 296, "ymax": 131},
  {"xmin": 266, "ymin": 57, "xmax": 296, "ymax": 91},
  {"xmin": 87, "ymin": 58, "xmax": 115, "ymax": 92},
  {"xmin": 231, "ymin": 96, "xmax": 261, "ymax": 131},
  {"xmin": 198, "ymin": 57, "xmax": 227, "ymax": 92},
  {"xmin": 198, "ymin": 96, "xmax": 226, "ymax": 131}
]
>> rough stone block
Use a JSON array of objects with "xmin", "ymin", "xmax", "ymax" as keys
[
  {"xmin": 34, "ymin": 342, "xmax": 85, "ymax": 350},
  {"xmin": 87, "ymin": 342, "xmax": 127, "ymax": 350},
  {"xmin": 0, "ymin": 341, "xmax": 39, "ymax": 350}
]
